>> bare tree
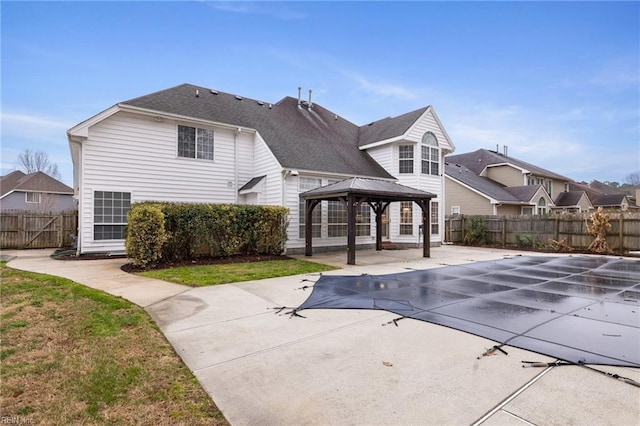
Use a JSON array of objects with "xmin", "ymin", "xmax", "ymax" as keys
[
  {"xmin": 16, "ymin": 149, "xmax": 61, "ymax": 180},
  {"xmin": 624, "ymin": 171, "xmax": 640, "ymax": 186}
]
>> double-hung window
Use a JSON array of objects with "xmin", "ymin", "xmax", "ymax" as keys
[
  {"xmin": 299, "ymin": 177, "xmax": 322, "ymax": 238},
  {"xmin": 421, "ymin": 132, "xmax": 439, "ymax": 176},
  {"xmin": 400, "ymin": 201, "xmax": 413, "ymax": 235},
  {"xmin": 399, "ymin": 145, "xmax": 414, "ymax": 174},
  {"xmin": 430, "ymin": 201, "xmax": 439, "ymax": 235},
  {"xmin": 94, "ymin": 191, "xmax": 130, "ymax": 240},
  {"xmin": 178, "ymin": 125, "xmax": 214, "ymax": 160}
]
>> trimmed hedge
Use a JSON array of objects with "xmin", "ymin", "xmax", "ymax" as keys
[
  {"xmin": 125, "ymin": 202, "xmax": 289, "ymax": 266},
  {"xmin": 125, "ymin": 204, "xmax": 167, "ymax": 267}
]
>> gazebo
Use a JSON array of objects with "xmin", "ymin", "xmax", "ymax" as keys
[{"xmin": 301, "ymin": 177, "xmax": 436, "ymax": 265}]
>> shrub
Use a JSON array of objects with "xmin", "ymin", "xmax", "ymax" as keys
[
  {"xmin": 464, "ymin": 216, "xmax": 488, "ymax": 245},
  {"xmin": 132, "ymin": 202, "xmax": 289, "ymax": 262},
  {"xmin": 125, "ymin": 204, "xmax": 167, "ymax": 267},
  {"xmin": 515, "ymin": 233, "xmax": 539, "ymax": 249}
]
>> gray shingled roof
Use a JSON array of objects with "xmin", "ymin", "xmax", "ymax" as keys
[
  {"xmin": 446, "ymin": 149, "xmax": 572, "ymax": 181},
  {"xmin": 302, "ymin": 177, "xmax": 435, "ymax": 201},
  {"xmin": 555, "ymin": 191, "xmax": 585, "ymax": 206},
  {"xmin": 121, "ymin": 83, "xmax": 397, "ymax": 179},
  {"xmin": 357, "ymin": 107, "xmax": 429, "ymax": 147},
  {"xmin": 0, "ymin": 171, "xmax": 73, "ymax": 198},
  {"xmin": 238, "ymin": 175, "xmax": 266, "ymax": 192},
  {"xmin": 593, "ymin": 194, "xmax": 627, "ymax": 207},
  {"xmin": 445, "ymin": 162, "xmax": 539, "ymax": 204}
]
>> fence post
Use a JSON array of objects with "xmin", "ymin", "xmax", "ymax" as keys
[
  {"xmin": 58, "ymin": 214, "xmax": 64, "ymax": 247},
  {"xmin": 502, "ymin": 216, "xmax": 507, "ymax": 246},
  {"xmin": 619, "ymin": 214, "xmax": 624, "ymax": 252},
  {"xmin": 554, "ymin": 216, "xmax": 560, "ymax": 242},
  {"xmin": 18, "ymin": 213, "xmax": 25, "ymax": 247}
]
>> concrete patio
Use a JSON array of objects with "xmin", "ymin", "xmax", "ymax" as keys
[{"xmin": 3, "ymin": 245, "xmax": 639, "ymax": 425}]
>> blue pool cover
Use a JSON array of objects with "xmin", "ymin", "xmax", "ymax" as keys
[{"xmin": 297, "ymin": 256, "xmax": 640, "ymax": 367}]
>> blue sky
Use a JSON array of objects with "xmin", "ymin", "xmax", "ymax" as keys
[{"xmin": 2, "ymin": 1, "xmax": 639, "ymax": 187}]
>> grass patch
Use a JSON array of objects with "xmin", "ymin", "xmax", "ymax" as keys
[
  {"xmin": 137, "ymin": 258, "xmax": 336, "ymax": 286},
  {"xmin": 0, "ymin": 262, "xmax": 228, "ymax": 425}
]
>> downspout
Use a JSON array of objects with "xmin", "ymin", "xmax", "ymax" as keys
[
  {"xmin": 68, "ymin": 138, "xmax": 83, "ymax": 256},
  {"xmin": 234, "ymin": 128, "xmax": 240, "ymax": 203}
]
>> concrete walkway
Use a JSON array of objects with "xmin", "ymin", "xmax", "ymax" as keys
[{"xmin": 3, "ymin": 246, "xmax": 639, "ymax": 425}]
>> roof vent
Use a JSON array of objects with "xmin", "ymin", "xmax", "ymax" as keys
[
  {"xmin": 308, "ymin": 89, "xmax": 313, "ymax": 110},
  {"xmin": 334, "ymin": 114, "xmax": 338, "ymax": 121},
  {"xmin": 257, "ymin": 101, "xmax": 265, "ymax": 106},
  {"xmin": 297, "ymin": 87, "xmax": 302, "ymax": 109},
  {"xmin": 269, "ymin": 103, "xmax": 273, "ymax": 109},
  {"xmin": 195, "ymin": 89, "xmax": 199, "ymax": 97},
  {"xmin": 211, "ymin": 89, "xmax": 218, "ymax": 95},
  {"xmin": 235, "ymin": 95, "xmax": 243, "ymax": 101}
]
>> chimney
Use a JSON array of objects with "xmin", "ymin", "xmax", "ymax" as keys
[
  {"xmin": 308, "ymin": 89, "xmax": 313, "ymax": 110},
  {"xmin": 297, "ymin": 87, "xmax": 302, "ymax": 109}
]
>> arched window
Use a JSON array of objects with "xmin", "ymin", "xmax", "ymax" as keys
[
  {"xmin": 421, "ymin": 132, "xmax": 439, "ymax": 175},
  {"xmin": 537, "ymin": 197, "xmax": 547, "ymax": 215}
]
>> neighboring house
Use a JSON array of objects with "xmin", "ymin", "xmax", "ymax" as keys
[
  {"xmin": 552, "ymin": 191, "xmax": 594, "ymax": 213},
  {"xmin": 67, "ymin": 83, "xmax": 454, "ymax": 254},
  {"xmin": 569, "ymin": 181, "xmax": 638, "ymax": 211},
  {"xmin": 444, "ymin": 148, "xmax": 570, "ymax": 216},
  {"xmin": 0, "ymin": 170, "xmax": 76, "ymax": 212},
  {"xmin": 444, "ymin": 162, "xmax": 554, "ymax": 215}
]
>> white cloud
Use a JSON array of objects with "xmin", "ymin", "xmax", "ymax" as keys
[
  {"xmin": 1, "ymin": 111, "xmax": 71, "ymax": 144},
  {"xmin": 204, "ymin": 1, "xmax": 308, "ymax": 20},
  {"xmin": 343, "ymin": 71, "xmax": 420, "ymax": 101}
]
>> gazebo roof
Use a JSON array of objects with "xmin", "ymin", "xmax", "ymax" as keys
[{"xmin": 301, "ymin": 177, "xmax": 435, "ymax": 202}]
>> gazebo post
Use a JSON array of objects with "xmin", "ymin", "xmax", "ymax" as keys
[
  {"xmin": 347, "ymin": 194, "xmax": 357, "ymax": 265},
  {"xmin": 418, "ymin": 200, "xmax": 431, "ymax": 258},
  {"xmin": 305, "ymin": 199, "xmax": 319, "ymax": 257}
]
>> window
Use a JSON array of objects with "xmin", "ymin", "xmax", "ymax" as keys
[
  {"xmin": 178, "ymin": 125, "xmax": 214, "ymax": 160},
  {"xmin": 399, "ymin": 145, "xmax": 414, "ymax": 174},
  {"xmin": 421, "ymin": 132, "xmax": 440, "ymax": 176},
  {"xmin": 25, "ymin": 192, "xmax": 41, "ymax": 203},
  {"xmin": 94, "ymin": 191, "xmax": 130, "ymax": 240},
  {"xmin": 431, "ymin": 201, "xmax": 439, "ymax": 235},
  {"xmin": 522, "ymin": 206, "xmax": 533, "ymax": 215},
  {"xmin": 328, "ymin": 199, "xmax": 347, "ymax": 237},
  {"xmin": 545, "ymin": 180, "xmax": 552, "ymax": 195},
  {"xmin": 400, "ymin": 202, "xmax": 413, "ymax": 235},
  {"xmin": 356, "ymin": 204, "xmax": 371, "ymax": 237},
  {"xmin": 451, "ymin": 206, "xmax": 460, "ymax": 215},
  {"xmin": 537, "ymin": 197, "xmax": 547, "ymax": 215},
  {"xmin": 299, "ymin": 177, "xmax": 322, "ymax": 238}
]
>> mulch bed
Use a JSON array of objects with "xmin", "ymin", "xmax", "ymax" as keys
[{"xmin": 121, "ymin": 254, "xmax": 291, "ymax": 273}]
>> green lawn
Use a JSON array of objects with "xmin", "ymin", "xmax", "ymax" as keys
[
  {"xmin": 137, "ymin": 259, "xmax": 337, "ymax": 286},
  {"xmin": 0, "ymin": 262, "xmax": 228, "ymax": 425}
]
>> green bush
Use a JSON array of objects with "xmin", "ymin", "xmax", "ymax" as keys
[
  {"xmin": 125, "ymin": 204, "xmax": 167, "ymax": 267},
  {"xmin": 131, "ymin": 202, "xmax": 289, "ymax": 263},
  {"xmin": 463, "ymin": 216, "xmax": 488, "ymax": 245},
  {"xmin": 515, "ymin": 233, "xmax": 540, "ymax": 249}
]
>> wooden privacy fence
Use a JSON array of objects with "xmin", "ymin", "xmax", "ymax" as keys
[
  {"xmin": 445, "ymin": 213, "xmax": 640, "ymax": 252},
  {"xmin": 1, "ymin": 210, "xmax": 78, "ymax": 249}
]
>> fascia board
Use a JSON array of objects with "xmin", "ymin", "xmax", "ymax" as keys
[
  {"xmin": 444, "ymin": 174, "xmax": 497, "ymax": 204},
  {"xmin": 358, "ymin": 135, "xmax": 405, "ymax": 150},
  {"xmin": 422, "ymin": 106, "xmax": 456, "ymax": 153},
  {"xmin": 67, "ymin": 105, "xmax": 120, "ymax": 138},
  {"xmin": 119, "ymin": 104, "xmax": 258, "ymax": 134}
]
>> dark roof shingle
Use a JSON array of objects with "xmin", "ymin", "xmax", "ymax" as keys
[{"xmin": 1, "ymin": 171, "xmax": 73, "ymax": 197}]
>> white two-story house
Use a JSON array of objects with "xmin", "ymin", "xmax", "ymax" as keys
[{"xmin": 67, "ymin": 83, "xmax": 454, "ymax": 254}]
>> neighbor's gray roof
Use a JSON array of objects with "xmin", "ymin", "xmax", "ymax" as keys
[
  {"xmin": 121, "ymin": 83, "xmax": 399, "ymax": 179},
  {"xmin": 555, "ymin": 191, "xmax": 586, "ymax": 207},
  {"xmin": 0, "ymin": 171, "xmax": 73, "ymax": 198},
  {"xmin": 302, "ymin": 177, "xmax": 435, "ymax": 202},
  {"xmin": 446, "ymin": 149, "xmax": 572, "ymax": 181},
  {"xmin": 593, "ymin": 194, "xmax": 628, "ymax": 207},
  {"xmin": 445, "ymin": 162, "xmax": 539, "ymax": 204}
]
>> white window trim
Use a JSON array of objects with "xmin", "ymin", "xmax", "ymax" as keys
[
  {"xmin": 25, "ymin": 192, "xmax": 41, "ymax": 203},
  {"xmin": 177, "ymin": 124, "xmax": 215, "ymax": 161}
]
